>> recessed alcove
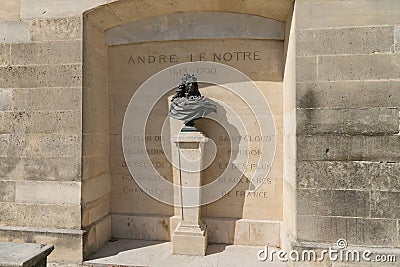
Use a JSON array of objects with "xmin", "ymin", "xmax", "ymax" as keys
[{"xmin": 82, "ymin": 0, "xmax": 295, "ymax": 259}]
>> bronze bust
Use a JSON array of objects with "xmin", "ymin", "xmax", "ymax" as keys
[{"xmin": 169, "ymin": 74, "xmax": 217, "ymax": 130}]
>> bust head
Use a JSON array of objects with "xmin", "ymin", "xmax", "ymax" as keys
[
  {"xmin": 187, "ymin": 81, "xmax": 198, "ymax": 94},
  {"xmin": 173, "ymin": 74, "xmax": 202, "ymax": 100}
]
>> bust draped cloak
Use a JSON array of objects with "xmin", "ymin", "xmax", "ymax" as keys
[{"xmin": 169, "ymin": 96, "xmax": 217, "ymax": 123}]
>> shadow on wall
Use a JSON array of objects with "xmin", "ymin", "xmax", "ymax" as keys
[{"xmin": 196, "ymin": 100, "xmax": 249, "ymax": 244}]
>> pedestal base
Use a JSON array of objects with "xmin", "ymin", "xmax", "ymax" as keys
[{"xmin": 172, "ymin": 221, "xmax": 208, "ymax": 256}]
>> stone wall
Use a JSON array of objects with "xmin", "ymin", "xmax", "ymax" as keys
[
  {"xmin": 0, "ymin": 0, "xmax": 115, "ymax": 263},
  {"xmin": 108, "ymin": 38, "xmax": 284, "ymax": 246},
  {"xmin": 0, "ymin": 0, "xmax": 294, "ymax": 263},
  {"xmin": 4, "ymin": 0, "xmax": 400, "ymax": 264},
  {"xmin": 295, "ymin": 0, "xmax": 400, "ymax": 248},
  {"xmin": 81, "ymin": 16, "xmax": 112, "ymax": 258},
  {"xmin": 282, "ymin": 4, "xmax": 296, "ymax": 253}
]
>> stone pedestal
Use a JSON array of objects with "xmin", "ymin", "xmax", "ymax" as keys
[{"xmin": 172, "ymin": 130, "xmax": 208, "ymax": 256}]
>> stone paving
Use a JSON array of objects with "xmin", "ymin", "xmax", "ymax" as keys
[{"xmin": 70, "ymin": 239, "xmax": 286, "ymax": 267}]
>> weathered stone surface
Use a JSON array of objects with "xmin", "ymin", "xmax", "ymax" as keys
[
  {"xmin": 15, "ymin": 181, "xmax": 81, "ymax": 205},
  {"xmin": 31, "ymin": 17, "xmax": 82, "ymax": 41},
  {"xmin": 83, "ymin": 109, "xmax": 108, "ymax": 135},
  {"xmin": 297, "ymin": 161, "xmax": 400, "ymax": 191},
  {"xmin": 0, "ymin": 64, "xmax": 81, "ymax": 88},
  {"xmin": 84, "ymin": 216, "xmax": 112, "ymax": 258},
  {"xmin": 13, "ymin": 88, "xmax": 81, "ymax": 111},
  {"xmin": 0, "ymin": 22, "xmax": 31, "ymax": 43},
  {"xmin": 318, "ymin": 54, "xmax": 400, "ymax": 81},
  {"xmin": 296, "ymin": 0, "xmax": 400, "ymax": 29},
  {"xmin": 0, "ymin": 226, "xmax": 84, "ymax": 263},
  {"xmin": 297, "ymin": 26, "xmax": 394, "ymax": 56},
  {"xmin": 103, "ymin": 0, "xmax": 292, "ymax": 27},
  {"xmin": 83, "ymin": 20, "xmax": 107, "ymax": 59},
  {"xmin": 350, "ymin": 136, "xmax": 400, "ymax": 162},
  {"xmin": 297, "ymin": 135, "xmax": 348, "ymax": 161},
  {"xmin": 82, "ymin": 134, "xmax": 108, "ymax": 157},
  {"xmin": 82, "ymin": 194, "xmax": 110, "ymax": 227},
  {"xmin": 0, "ymin": 134, "xmax": 81, "ymax": 157},
  {"xmin": 249, "ymin": 220, "xmax": 280, "ymax": 247},
  {"xmin": 173, "ymin": 224, "xmax": 207, "ymax": 256},
  {"xmin": 0, "ymin": 202, "xmax": 80, "ymax": 229},
  {"xmin": 0, "ymin": 44, "xmax": 10, "ymax": 65},
  {"xmin": 297, "ymin": 189, "xmax": 370, "ymax": 217},
  {"xmin": 0, "ymin": 134, "xmax": 10, "ymax": 154},
  {"xmin": 297, "ymin": 215, "xmax": 398, "ymax": 247},
  {"xmin": 82, "ymin": 174, "xmax": 110, "ymax": 203},
  {"xmin": 111, "ymin": 182, "xmax": 173, "ymax": 218},
  {"xmin": 83, "ymin": 224, "xmax": 96, "ymax": 257},
  {"xmin": 297, "ymin": 135, "xmax": 400, "ymax": 162},
  {"xmin": 395, "ymin": 25, "xmax": 400, "ymax": 53},
  {"xmin": 0, "ymin": 113, "xmax": 12, "ymax": 133},
  {"xmin": 0, "ymin": 242, "xmax": 54, "ymax": 267},
  {"xmin": 112, "ymin": 214, "xmax": 170, "ymax": 241},
  {"xmin": 87, "ymin": 5, "xmax": 122, "ymax": 31},
  {"xmin": 105, "ymin": 12, "xmax": 285, "ymax": 45},
  {"xmin": 371, "ymin": 191, "xmax": 400, "ymax": 219},
  {"xmin": 11, "ymin": 41, "xmax": 82, "ymax": 65},
  {"xmin": 94, "ymin": 215, "xmax": 112, "ymax": 252},
  {"xmin": 0, "ymin": 181, "xmax": 15, "ymax": 202},
  {"xmin": 108, "ymin": 39, "xmax": 284, "ymax": 83},
  {"xmin": 297, "ymin": 108, "xmax": 399, "ymax": 135},
  {"xmin": 0, "ymin": 0, "xmax": 20, "ymax": 21},
  {"xmin": 82, "ymin": 155, "xmax": 108, "ymax": 181},
  {"xmin": 296, "ymin": 81, "xmax": 400, "ymax": 108},
  {"xmin": 20, "ymin": 0, "xmax": 105, "ymax": 19},
  {"xmin": 232, "ymin": 219, "xmax": 250, "ymax": 245},
  {"xmin": 0, "ymin": 157, "xmax": 80, "ymax": 181},
  {"xmin": 398, "ymin": 222, "xmax": 400, "ymax": 247},
  {"xmin": 0, "ymin": 111, "xmax": 81, "ymax": 134},
  {"xmin": 202, "ymin": 217, "xmax": 235, "ymax": 244},
  {"xmin": 296, "ymin": 56, "xmax": 317, "ymax": 82},
  {"xmin": 0, "ymin": 89, "xmax": 12, "ymax": 111}
]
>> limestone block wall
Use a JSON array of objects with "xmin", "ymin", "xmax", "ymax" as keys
[
  {"xmin": 295, "ymin": 0, "xmax": 400, "ymax": 247},
  {"xmin": 0, "ymin": 0, "xmax": 115, "ymax": 263},
  {"xmin": 282, "ymin": 4, "xmax": 296, "ymax": 252},
  {"xmin": 81, "ymin": 17, "xmax": 111, "ymax": 258}
]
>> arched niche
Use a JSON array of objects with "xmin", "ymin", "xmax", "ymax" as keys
[{"xmin": 81, "ymin": 0, "xmax": 294, "ymax": 259}]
